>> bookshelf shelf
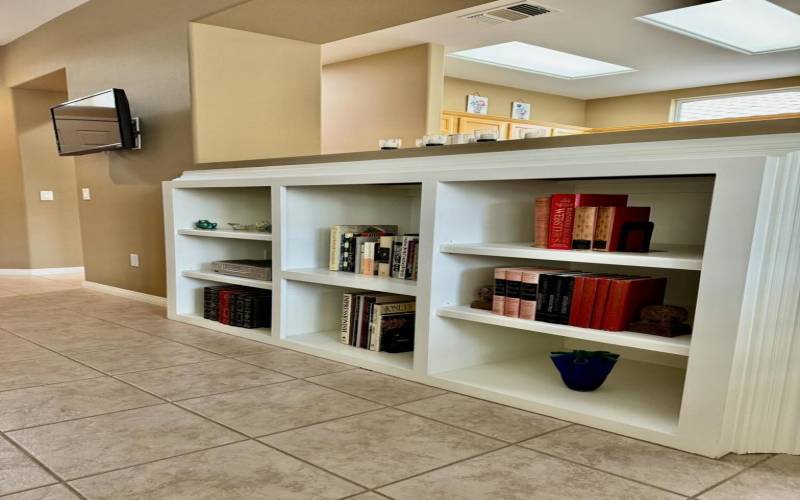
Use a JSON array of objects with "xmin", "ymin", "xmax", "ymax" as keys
[
  {"xmin": 440, "ymin": 242, "xmax": 703, "ymax": 271},
  {"xmin": 182, "ymin": 270, "xmax": 272, "ymax": 290},
  {"xmin": 434, "ymin": 355, "xmax": 684, "ymax": 435},
  {"xmin": 437, "ymin": 305, "xmax": 691, "ymax": 356},
  {"xmin": 286, "ymin": 331, "xmax": 414, "ymax": 371},
  {"xmin": 282, "ymin": 268, "xmax": 417, "ymax": 296},
  {"xmin": 178, "ymin": 228, "xmax": 272, "ymax": 241},
  {"xmin": 175, "ymin": 313, "xmax": 272, "ymax": 341}
]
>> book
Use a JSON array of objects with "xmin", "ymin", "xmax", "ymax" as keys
[
  {"xmin": 519, "ymin": 268, "xmax": 558, "ymax": 320},
  {"xmin": 361, "ymin": 241, "xmax": 377, "ymax": 275},
  {"xmin": 218, "ymin": 289, "xmax": 235, "ymax": 325},
  {"xmin": 374, "ymin": 303, "xmax": 416, "ymax": 353},
  {"xmin": 395, "ymin": 235, "xmax": 419, "ymax": 279},
  {"xmin": 493, "ymin": 268, "xmax": 508, "ymax": 315},
  {"xmin": 533, "ymin": 196, "xmax": 550, "ymax": 248},
  {"xmin": 572, "ymin": 207, "xmax": 598, "ymax": 250},
  {"xmin": 340, "ymin": 293, "xmax": 354, "ymax": 344},
  {"xmin": 593, "ymin": 206, "xmax": 651, "ymax": 252},
  {"xmin": 603, "ymin": 277, "xmax": 667, "ymax": 331},
  {"xmin": 330, "ymin": 225, "xmax": 398, "ymax": 271},
  {"xmin": 369, "ymin": 301, "xmax": 416, "ymax": 351},
  {"xmin": 589, "ymin": 276, "xmax": 617, "ymax": 329},
  {"xmin": 547, "ymin": 194, "xmax": 628, "ymax": 250},
  {"xmin": 240, "ymin": 293, "xmax": 271, "ymax": 328},
  {"xmin": 405, "ymin": 239, "xmax": 418, "ymax": 281},
  {"xmin": 391, "ymin": 238, "xmax": 404, "ymax": 277},
  {"xmin": 376, "ymin": 236, "xmax": 394, "ymax": 277},
  {"xmin": 536, "ymin": 271, "xmax": 592, "ymax": 324},
  {"xmin": 569, "ymin": 275, "xmax": 605, "ymax": 328},
  {"xmin": 503, "ymin": 268, "xmax": 524, "ymax": 318}
]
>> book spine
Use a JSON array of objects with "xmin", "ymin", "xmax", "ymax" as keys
[
  {"xmin": 391, "ymin": 237, "xmax": 403, "ymax": 278},
  {"xmin": 568, "ymin": 277, "xmax": 586, "ymax": 326},
  {"xmin": 340, "ymin": 293, "xmax": 353, "ymax": 344},
  {"xmin": 411, "ymin": 241, "xmax": 419, "ymax": 281},
  {"xmin": 329, "ymin": 226, "xmax": 340, "ymax": 271},
  {"xmin": 368, "ymin": 305, "xmax": 381, "ymax": 351},
  {"xmin": 361, "ymin": 297, "xmax": 376, "ymax": 349},
  {"xmin": 398, "ymin": 237, "xmax": 409, "ymax": 279},
  {"xmin": 590, "ymin": 279, "xmax": 613, "ymax": 329},
  {"xmin": 340, "ymin": 233, "xmax": 355, "ymax": 271},
  {"xmin": 519, "ymin": 271, "xmax": 540, "ymax": 320},
  {"xmin": 219, "ymin": 291, "xmax": 232, "ymax": 325},
  {"xmin": 354, "ymin": 296, "xmax": 365, "ymax": 347},
  {"xmin": 572, "ymin": 207, "xmax": 597, "ymax": 250},
  {"xmin": 547, "ymin": 194, "xmax": 576, "ymax": 249},
  {"xmin": 377, "ymin": 236, "xmax": 393, "ymax": 277},
  {"xmin": 535, "ymin": 273, "xmax": 552, "ymax": 319},
  {"xmin": 492, "ymin": 268, "xmax": 507, "ymax": 315},
  {"xmin": 575, "ymin": 277, "xmax": 599, "ymax": 328},
  {"xmin": 592, "ymin": 207, "xmax": 615, "ymax": 251},
  {"xmin": 533, "ymin": 196, "xmax": 550, "ymax": 248},
  {"xmin": 503, "ymin": 268, "xmax": 523, "ymax": 318},
  {"xmin": 405, "ymin": 239, "xmax": 418, "ymax": 281}
]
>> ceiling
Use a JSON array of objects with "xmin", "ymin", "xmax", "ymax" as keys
[
  {"xmin": 0, "ymin": 0, "xmax": 89, "ymax": 46},
  {"xmin": 323, "ymin": 0, "xmax": 800, "ymax": 99}
]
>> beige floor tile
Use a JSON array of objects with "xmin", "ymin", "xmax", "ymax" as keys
[
  {"xmin": 136, "ymin": 321, "xmax": 279, "ymax": 356},
  {"xmin": 70, "ymin": 440, "xmax": 363, "ymax": 500},
  {"xmin": 7, "ymin": 404, "xmax": 241, "ymax": 480},
  {"xmin": 397, "ymin": 393, "xmax": 569, "ymax": 442},
  {"xmin": 262, "ymin": 408, "xmax": 504, "ymax": 488},
  {"xmin": 11, "ymin": 322, "xmax": 165, "ymax": 354},
  {"xmin": 699, "ymin": 454, "xmax": 800, "ymax": 499},
  {"xmin": 179, "ymin": 379, "xmax": 381, "ymax": 437},
  {"xmin": 0, "ymin": 289, "xmax": 18, "ymax": 297},
  {"xmin": 67, "ymin": 341, "xmax": 221, "ymax": 374},
  {"xmin": 237, "ymin": 349, "xmax": 354, "ymax": 378},
  {"xmin": 0, "ymin": 310, "xmax": 95, "ymax": 332},
  {"xmin": 0, "ymin": 377, "xmax": 161, "ymax": 431},
  {"xmin": 0, "ymin": 352, "xmax": 101, "ymax": 392},
  {"xmin": 378, "ymin": 446, "xmax": 683, "ymax": 500},
  {"xmin": 119, "ymin": 359, "xmax": 292, "ymax": 401},
  {"xmin": 307, "ymin": 369, "xmax": 446, "ymax": 406},
  {"xmin": 0, "ymin": 332, "xmax": 52, "ymax": 363},
  {"xmin": 0, "ymin": 438, "xmax": 56, "ymax": 496},
  {"xmin": 348, "ymin": 493, "xmax": 388, "ymax": 500},
  {"xmin": 521, "ymin": 425, "xmax": 747, "ymax": 496},
  {"xmin": 0, "ymin": 484, "xmax": 79, "ymax": 499}
]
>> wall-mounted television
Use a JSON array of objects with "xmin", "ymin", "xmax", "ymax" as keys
[{"xmin": 50, "ymin": 88, "xmax": 139, "ymax": 156}]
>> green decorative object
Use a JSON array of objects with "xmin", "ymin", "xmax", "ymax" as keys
[{"xmin": 195, "ymin": 219, "xmax": 217, "ymax": 230}]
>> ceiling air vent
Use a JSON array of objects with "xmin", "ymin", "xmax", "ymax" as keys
[{"xmin": 460, "ymin": 2, "xmax": 552, "ymax": 25}]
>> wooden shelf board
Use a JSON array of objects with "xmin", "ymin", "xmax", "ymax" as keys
[
  {"xmin": 181, "ymin": 270, "xmax": 272, "ymax": 290},
  {"xmin": 178, "ymin": 228, "xmax": 272, "ymax": 241},
  {"xmin": 440, "ymin": 242, "xmax": 703, "ymax": 271},
  {"xmin": 282, "ymin": 268, "xmax": 417, "ymax": 296},
  {"xmin": 438, "ymin": 305, "xmax": 691, "ymax": 356},
  {"xmin": 435, "ymin": 355, "xmax": 684, "ymax": 434},
  {"xmin": 286, "ymin": 330, "xmax": 413, "ymax": 371}
]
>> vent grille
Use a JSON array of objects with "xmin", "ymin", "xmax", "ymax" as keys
[
  {"xmin": 506, "ymin": 3, "xmax": 550, "ymax": 17},
  {"xmin": 460, "ymin": 2, "xmax": 552, "ymax": 25}
]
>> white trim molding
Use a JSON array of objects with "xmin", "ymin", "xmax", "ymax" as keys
[
  {"xmin": 723, "ymin": 151, "xmax": 800, "ymax": 454},
  {"xmin": 82, "ymin": 281, "xmax": 167, "ymax": 307},
  {"xmin": 0, "ymin": 267, "xmax": 84, "ymax": 276}
]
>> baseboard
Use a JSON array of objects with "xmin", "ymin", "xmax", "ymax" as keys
[
  {"xmin": 82, "ymin": 281, "xmax": 167, "ymax": 306},
  {"xmin": 0, "ymin": 266, "xmax": 85, "ymax": 276}
]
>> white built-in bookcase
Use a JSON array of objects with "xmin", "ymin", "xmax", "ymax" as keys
[{"xmin": 164, "ymin": 134, "xmax": 800, "ymax": 457}]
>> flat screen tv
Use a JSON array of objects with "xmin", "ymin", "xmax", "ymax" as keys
[{"xmin": 50, "ymin": 88, "xmax": 137, "ymax": 156}]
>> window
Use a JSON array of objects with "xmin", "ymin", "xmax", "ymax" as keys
[{"xmin": 671, "ymin": 87, "xmax": 800, "ymax": 122}]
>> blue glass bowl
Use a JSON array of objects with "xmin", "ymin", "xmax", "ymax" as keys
[{"xmin": 550, "ymin": 351, "xmax": 619, "ymax": 392}]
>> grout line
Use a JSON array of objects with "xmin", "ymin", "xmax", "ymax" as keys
[
  {"xmin": 2, "ymin": 401, "xmax": 167, "ymax": 434},
  {"xmin": 0, "ymin": 375, "xmax": 108, "ymax": 395},
  {"xmin": 687, "ymin": 453, "xmax": 775, "ymax": 499},
  {"xmin": 251, "ymin": 406, "xmax": 387, "ymax": 440}
]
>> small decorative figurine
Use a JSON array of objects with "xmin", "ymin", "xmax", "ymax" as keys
[
  {"xmin": 470, "ymin": 285, "xmax": 494, "ymax": 311},
  {"xmin": 256, "ymin": 220, "xmax": 272, "ymax": 233},
  {"xmin": 629, "ymin": 305, "xmax": 692, "ymax": 337},
  {"xmin": 195, "ymin": 220, "xmax": 217, "ymax": 230}
]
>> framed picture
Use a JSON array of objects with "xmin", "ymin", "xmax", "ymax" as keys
[
  {"xmin": 511, "ymin": 101, "xmax": 531, "ymax": 120},
  {"xmin": 466, "ymin": 94, "xmax": 489, "ymax": 115}
]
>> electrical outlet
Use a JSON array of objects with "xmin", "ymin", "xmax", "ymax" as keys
[
  {"xmin": 81, "ymin": 188, "xmax": 91, "ymax": 200},
  {"xmin": 39, "ymin": 190, "xmax": 54, "ymax": 201},
  {"xmin": 129, "ymin": 253, "xmax": 140, "ymax": 267}
]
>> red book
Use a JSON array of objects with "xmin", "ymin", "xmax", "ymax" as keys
[
  {"xmin": 602, "ymin": 277, "xmax": 667, "ymax": 331},
  {"xmin": 593, "ymin": 206, "xmax": 651, "ymax": 252},
  {"xmin": 589, "ymin": 277, "xmax": 615, "ymax": 329},
  {"xmin": 567, "ymin": 276, "xmax": 587, "ymax": 326},
  {"xmin": 218, "ymin": 290, "xmax": 234, "ymax": 325},
  {"xmin": 547, "ymin": 194, "xmax": 628, "ymax": 250},
  {"xmin": 574, "ymin": 276, "xmax": 602, "ymax": 328}
]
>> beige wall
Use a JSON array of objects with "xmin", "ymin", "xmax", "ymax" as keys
[
  {"xmin": 0, "ymin": 51, "xmax": 31, "ymax": 268},
  {"xmin": 190, "ymin": 24, "xmax": 321, "ymax": 163},
  {"xmin": 323, "ymin": 44, "xmax": 443, "ymax": 153},
  {"xmin": 585, "ymin": 76, "xmax": 800, "ymax": 128},
  {"xmin": 443, "ymin": 77, "xmax": 587, "ymax": 126},
  {"xmin": 12, "ymin": 88, "xmax": 83, "ymax": 269}
]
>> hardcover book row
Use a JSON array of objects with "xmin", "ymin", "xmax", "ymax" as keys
[
  {"xmin": 329, "ymin": 225, "xmax": 419, "ymax": 280},
  {"xmin": 534, "ymin": 194, "xmax": 654, "ymax": 252},
  {"xmin": 340, "ymin": 292, "xmax": 415, "ymax": 353},
  {"xmin": 493, "ymin": 268, "xmax": 678, "ymax": 334},
  {"xmin": 203, "ymin": 285, "xmax": 272, "ymax": 329}
]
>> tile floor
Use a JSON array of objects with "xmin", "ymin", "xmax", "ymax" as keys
[{"xmin": 0, "ymin": 275, "xmax": 797, "ymax": 499}]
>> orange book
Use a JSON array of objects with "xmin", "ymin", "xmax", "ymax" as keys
[{"xmin": 533, "ymin": 196, "xmax": 550, "ymax": 248}]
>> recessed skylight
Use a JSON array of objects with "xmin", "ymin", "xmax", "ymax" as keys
[
  {"xmin": 638, "ymin": 0, "xmax": 800, "ymax": 55},
  {"xmin": 447, "ymin": 42, "xmax": 635, "ymax": 80}
]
